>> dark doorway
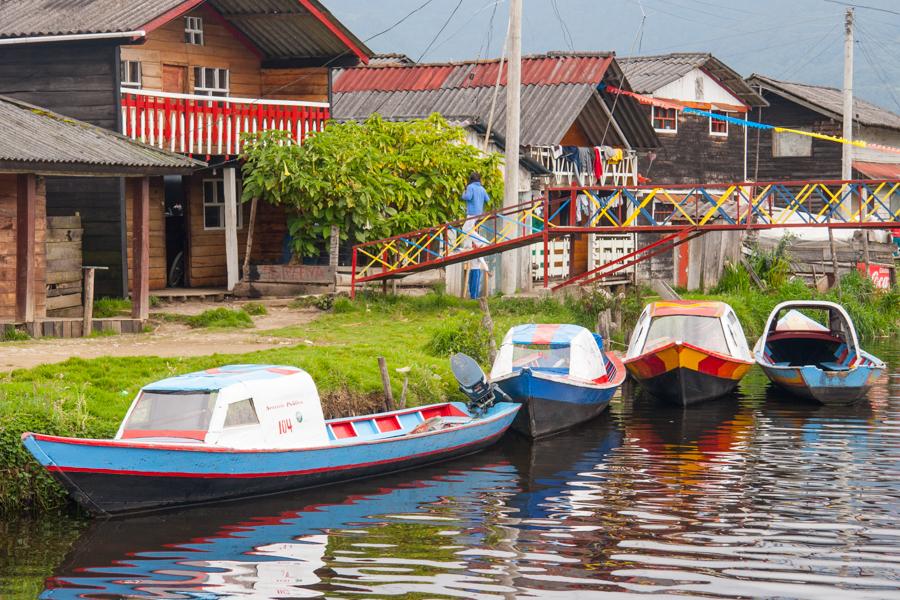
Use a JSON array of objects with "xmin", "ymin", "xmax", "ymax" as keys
[{"xmin": 164, "ymin": 176, "xmax": 187, "ymax": 287}]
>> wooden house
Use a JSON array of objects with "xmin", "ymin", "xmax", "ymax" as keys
[
  {"xmin": 0, "ymin": 0, "xmax": 371, "ymax": 295},
  {"xmin": 0, "ymin": 95, "xmax": 199, "ymax": 329},
  {"xmin": 745, "ymin": 74, "xmax": 900, "ymax": 185},
  {"xmin": 618, "ymin": 53, "xmax": 767, "ymax": 184}
]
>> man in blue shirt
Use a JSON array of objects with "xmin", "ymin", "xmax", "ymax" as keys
[{"xmin": 461, "ymin": 172, "xmax": 489, "ymax": 250}]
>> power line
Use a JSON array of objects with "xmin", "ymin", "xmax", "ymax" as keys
[
  {"xmin": 365, "ymin": 0, "xmax": 441, "ymax": 43},
  {"xmin": 779, "ymin": 23, "xmax": 840, "ymax": 81},
  {"xmin": 854, "ymin": 26, "xmax": 900, "ymax": 111},
  {"xmin": 416, "ymin": 0, "xmax": 466, "ymax": 63},
  {"xmin": 821, "ymin": 0, "xmax": 900, "ymax": 17},
  {"xmin": 550, "ymin": 0, "xmax": 576, "ymax": 51}
]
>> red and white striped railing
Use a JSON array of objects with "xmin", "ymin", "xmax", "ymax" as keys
[{"xmin": 120, "ymin": 89, "xmax": 330, "ymax": 157}]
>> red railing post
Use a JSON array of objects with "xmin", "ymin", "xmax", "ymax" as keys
[
  {"xmin": 543, "ymin": 190, "xmax": 550, "ymax": 288},
  {"xmin": 350, "ymin": 246, "xmax": 358, "ymax": 299},
  {"xmin": 569, "ymin": 187, "xmax": 577, "ymax": 226}
]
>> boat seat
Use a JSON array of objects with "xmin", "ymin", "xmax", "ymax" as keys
[{"xmin": 819, "ymin": 361, "xmax": 851, "ymax": 371}]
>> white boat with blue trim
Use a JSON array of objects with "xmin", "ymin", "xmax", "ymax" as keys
[
  {"xmin": 22, "ymin": 364, "xmax": 519, "ymax": 516},
  {"xmin": 489, "ymin": 324, "xmax": 625, "ymax": 438}
]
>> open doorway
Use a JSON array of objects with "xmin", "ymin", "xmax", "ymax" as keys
[{"xmin": 164, "ymin": 176, "xmax": 187, "ymax": 287}]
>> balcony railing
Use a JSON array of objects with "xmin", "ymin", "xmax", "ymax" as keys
[
  {"xmin": 120, "ymin": 89, "xmax": 330, "ymax": 157},
  {"xmin": 528, "ymin": 146, "xmax": 639, "ymax": 187}
]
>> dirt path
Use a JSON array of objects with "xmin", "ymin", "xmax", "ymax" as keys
[{"xmin": 0, "ymin": 302, "xmax": 320, "ymax": 372}]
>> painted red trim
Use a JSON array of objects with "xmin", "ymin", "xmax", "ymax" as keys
[
  {"xmin": 624, "ymin": 340, "xmax": 754, "ymax": 367},
  {"xmin": 46, "ymin": 430, "xmax": 505, "ymax": 479},
  {"xmin": 547, "ymin": 178, "xmax": 900, "ymax": 192},
  {"xmin": 23, "ymin": 403, "xmax": 517, "ymax": 454},
  {"xmin": 121, "ymin": 429, "xmax": 206, "ymax": 441},
  {"xmin": 139, "ymin": 0, "xmax": 207, "ymax": 35},
  {"xmin": 698, "ymin": 66, "xmax": 751, "ymax": 109},
  {"xmin": 200, "ymin": 3, "xmax": 264, "ymax": 60},
  {"xmin": 296, "ymin": 0, "xmax": 369, "ymax": 64}
]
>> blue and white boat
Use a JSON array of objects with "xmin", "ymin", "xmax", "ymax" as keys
[
  {"xmin": 490, "ymin": 324, "xmax": 625, "ymax": 438},
  {"xmin": 22, "ymin": 364, "xmax": 519, "ymax": 516},
  {"xmin": 753, "ymin": 301, "xmax": 885, "ymax": 405}
]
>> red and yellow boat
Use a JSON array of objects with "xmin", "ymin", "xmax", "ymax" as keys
[{"xmin": 624, "ymin": 300, "xmax": 754, "ymax": 406}]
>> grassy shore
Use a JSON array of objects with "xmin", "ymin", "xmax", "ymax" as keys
[{"xmin": 0, "ymin": 271, "xmax": 896, "ymax": 517}]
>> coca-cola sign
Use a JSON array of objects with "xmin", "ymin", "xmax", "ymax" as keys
[{"xmin": 856, "ymin": 263, "xmax": 892, "ymax": 290}]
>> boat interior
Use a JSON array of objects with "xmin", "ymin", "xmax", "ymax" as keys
[
  {"xmin": 325, "ymin": 403, "xmax": 471, "ymax": 442},
  {"xmin": 763, "ymin": 330, "xmax": 854, "ymax": 370}
]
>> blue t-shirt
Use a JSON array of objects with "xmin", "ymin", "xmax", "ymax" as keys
[{"xmin": 462, "ymin": 182, "xmax": 489, "ymax": 216}]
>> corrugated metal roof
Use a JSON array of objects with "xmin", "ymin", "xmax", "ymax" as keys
[
  {"xmin": 332, "ymin": 53, "xmax": 659, "ymax": 149},
  {"xmin": 619, "ymin": 53, "xmax": 766, "ymax": 107},
  {"xmin": 748, "ymin": 74, "xmax": 900, "ymax": 131},
  {"xmin": 0, "ymin": 0, "xmax": 372, "ymax": 63},
  {"xmin": 0, "ymin": 95, "xmax": 203, "ymax": 174}
]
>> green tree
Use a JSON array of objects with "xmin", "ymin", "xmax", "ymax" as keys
[{"xmin": 240, "ymin": 114, "xmax": 503, "ymax": 260}]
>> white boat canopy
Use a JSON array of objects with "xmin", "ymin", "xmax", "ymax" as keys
[{"xmin": 491, "ymin": 324, "xmax": 607, "ymax": 382}]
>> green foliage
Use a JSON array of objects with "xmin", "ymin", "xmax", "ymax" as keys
[
  {"xmin": 241, "ymin": 302, "xmax": 268, "ymax": 316},
  {"xmin": 185, "ymin": 308, "xmax": 254, "ymax": 329},
  {"xmin": 425, "ymin": 314, "xmax": 491, "ymax": 365},
  {"xmin": 93, "ymin": 297, "xmax": 132, "ymax": 318},
  {"xmin": 1, "ymin": 328, "xmax": 30, "ymax": 342},
  {"xmin": 332, "ymin": 297, "xmax": 354, "ymax": 313},
  {"xmin": 240, "ymin": 114, "xmax": 503, "ymax": 257}
]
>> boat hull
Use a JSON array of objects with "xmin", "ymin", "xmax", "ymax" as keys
[
  {"xmin": 625, "ymin": 342, "xmax": 752, "ymax": 406},
  {"xmin": 494, "ymin": 366, "xmax": 621, "ymax": 438},
  {"xmin": 757, "ymin": 363, "xmax": 884, "ymax": 405},
  {"xmin": 22, "ymin": 403, "xmax": 519, "ymax": 516}
]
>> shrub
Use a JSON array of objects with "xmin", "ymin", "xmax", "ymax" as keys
[
  {"xmin": 241, "ymin": 302, "xmax": 268, "ymax": 316},
  {"xmin": 424, "ymin": 314, "xmax": 491, "ymax": 365},
  {"xmin": 332, "ymin": 297, "xmax": 354, "ymax": 313},
  {"xmin": 186, "ymin": 308, "xmax": 253, "ymax": 329},
  {"xmin": 2, "ymin": 328, "xmax": 30, "ymax": 342}
]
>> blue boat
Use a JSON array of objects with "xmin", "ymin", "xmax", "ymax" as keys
[
  {"xmin": 753, "ymin": 301, "xmax": 886, "ymax": 405},
  {"xmin": 489, "ymin": 324, "xmax": 625, "ymax": 438},
  {"xmin": 22, "ymin": 364, "xmax": 519, "ymax": 516}
]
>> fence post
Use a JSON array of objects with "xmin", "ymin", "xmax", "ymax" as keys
[{"xmin": 350, "ymin": 246, "xmax": 358, "ymax": 299}]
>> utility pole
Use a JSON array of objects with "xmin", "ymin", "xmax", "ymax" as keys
[{"xmin": 501, "ymin": 0, "xmax": 522, "ymax": 295}]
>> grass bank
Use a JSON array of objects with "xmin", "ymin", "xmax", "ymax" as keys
[{"xmin": 0, "ymin": 292, "xmax": 604, "ymax": 516}]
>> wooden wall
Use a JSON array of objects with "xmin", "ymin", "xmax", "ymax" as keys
[
  {"xmin": 0, "ymin": 174, "xmax": 47, "ymax": 321},
  {"xmin": 125, "ymin": 178, "xmax": 167, "ymax": 291},
  {"xmin": 186, "ymin": 174, "xmax": 289, "ymax": 288},
  {"xmin": 750, "ymin": 93, "xmax": 843, "ymax": 182},
  {"xmin": 46, "ymin": 215, "xmax": 84, "ymax": 317},
  {"xmin": 635, "ymin": 107, "xmax": 748, "ymax": 185},
  {"xmin": 0, "ymin": 41, "xmax": 125, "ymax": 297},
  {"xmin": 122, "ymin": 7, "xmax": 329, "ymax": 102}
]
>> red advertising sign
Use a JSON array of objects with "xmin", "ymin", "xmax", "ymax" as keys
[{"xmin": 857, "ymin": 263, "xmax": 892, "ymax": 290}]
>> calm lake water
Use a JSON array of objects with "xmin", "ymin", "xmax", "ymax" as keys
[{"xmin": 2, "ymin": 341, "xmax": 899, "ymax": 599}]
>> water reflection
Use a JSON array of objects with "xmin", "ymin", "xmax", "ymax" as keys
[{"xmin": 25, "ymin": 343, "xmax": 900, "ymax": 599}]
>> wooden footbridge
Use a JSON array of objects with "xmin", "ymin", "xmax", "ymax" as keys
[{"xmin": 350, "ymin": 179, "xmax": 900, "ymax": 297}]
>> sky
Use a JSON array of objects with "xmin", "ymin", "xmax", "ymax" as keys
[{"xmin": 325, "ymin": 0, "xmax": 900, "ymax": 113}]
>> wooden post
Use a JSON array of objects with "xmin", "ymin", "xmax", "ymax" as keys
[
  {"xmin": 131, "ymin": 177, "xmax": 150, "ymax": 321},
  {"xmin": 82, "ymin": 267, "xmax": 96, "ymax": 337},
  {"xmin": 377, "ymin": 356, "xmax": 394, "ymax": 411},
  {"xmin": 396, "ymin": 366, "xmax": 411, "ymax": 409},
  {"xmin": 241, "ymin": 196, "xmax": 259, "ymax": 282},
  {"xmin": 224, "ymin": 167, "xmax": 239, "ymax": 291},
  {"xmin": 16, "ymin": 174, "xmax": 36, "ymax": 324}
]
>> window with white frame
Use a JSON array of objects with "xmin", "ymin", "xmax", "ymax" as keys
[
  {"xmin": 194, "ymin": 67, "xmax": 229, "ymax": 97},
  {"xmin": 651, "ymin": 106, "xmax": 677, "ymax": 133},
  {"xmin": 709, "ymin": 110, "xmax": 728, "ymax": 137},
  {"xmin": 203, "ymin": 179, "xmax": 242, "ymax": 230},
  {"xmin": 185, "ymin": 16, "xmax": 204, "ymax": 45},
  {"xmin": 120, "ymin": 60, "xmax": 141, "ymax": 89}
]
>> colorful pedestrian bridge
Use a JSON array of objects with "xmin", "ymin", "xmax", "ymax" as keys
[{"xmin": 350, "ymin": 179, "xmax": 900, "ymax": 297}]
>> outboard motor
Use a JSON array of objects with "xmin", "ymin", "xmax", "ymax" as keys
[{"xmin": 450, "ymin": 353, "xmax": 510, "ymax": 416}]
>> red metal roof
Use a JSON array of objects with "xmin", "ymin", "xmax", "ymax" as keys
[
  {"xmin": 333, "ymin": 53, "xmax": 613, "ymax": 93},
  {"xmin": 853, "ymin": 161, "xmax": 900, "ymax": 180}
]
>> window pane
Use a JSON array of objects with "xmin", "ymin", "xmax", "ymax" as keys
[
  {"xmin": 205, "ymin": 205, "xmax": 222, "ymax": 228},
  {"xmin": 511, "ymin": 343, "xmax": 571, "ymax": 373},
  {"xmin": 124, "ymin": 391, "xmax": 217, "ymax": 434},
  {"xmin": 203, "ymin": 181, "xmax": 214, "ymax": 204},
  {"xmin": 643, "ymin": 315, "xmax": 729, "ymax": 355},
  {"xmin": 224, "ymin": 399, "xmax": 259, "ymax": 428}
]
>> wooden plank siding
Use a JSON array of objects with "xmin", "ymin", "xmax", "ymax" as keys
[
  {"xmin": 750, "ymin": 93, "xmax": 843, "ymax": 182},
  {"xmin": 121, "ymin": 8, "xmax": 329, "ymax": 102},
  {"xmin": 636, "ymin": 107, "xmax": 748, "ymax": 185},
  {"xmin": 125, "ymin": 177, "xmax": 167, "ymax": 291},
  {"xmin": 0, "ymin": 174, "xmax": 47, "ymax": 321},
  {"xmin": 186, "ymin": 175, "xmax": 289, "ymax": 288}
]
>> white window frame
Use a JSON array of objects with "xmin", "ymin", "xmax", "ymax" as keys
[
  {"xmin": 651, "ymin": 105, "xmax": 678, "ymax": 133},
  {"xmin": 120, "ymin": 60, "xmax": 141, "ymax": 89},
  {"xmin": 185, "ymin": 16, "xmax": 204, "ymax": 45},
  {"xmin": 203, "ymin": 178, "xmax": 242, "ymax": 231},
  {"xmin": 709, "ymin": 110, "xmax": 729, "ymax": 137},
  {"xmin": 194, "ymin": 67, "xmax": 229, "ymax": 97}
]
